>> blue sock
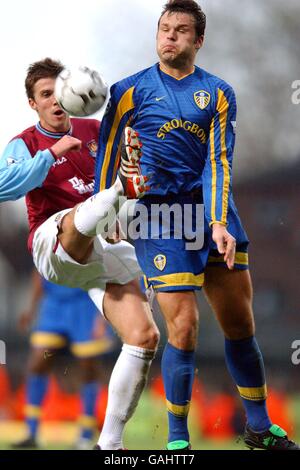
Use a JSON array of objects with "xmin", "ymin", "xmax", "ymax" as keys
[
  {"xmin": 25, "ymin": 374, "xmax": 48, "ymax": 438},
  {"xmin": 162, "ymin": 342, "xmax": 195, "ymax": 443},
  {"xmin": 80, "ymin": 381, "xmax": 99, "ymax": 440},
  {"xmin": 225, "ymin": 336, "xmax": 272, "ymax": 432}
]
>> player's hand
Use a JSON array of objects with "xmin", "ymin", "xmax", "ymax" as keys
[
  {"xmin": 211, "ymin": 223, "xmax": 236, "ymax": 270},
  {"xmin": 50, "ymin": 135, "xmax": 82, "ymax": 158},
  {"xmin": 18, "ymin": 310, "xmax": 35, "ymax": 333}
]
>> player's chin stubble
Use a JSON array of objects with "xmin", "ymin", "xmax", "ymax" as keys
[{"xmin": 160, "ymin": 49, "xmax": 192, "ymax": 69}]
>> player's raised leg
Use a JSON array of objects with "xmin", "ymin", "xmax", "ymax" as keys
[{"xmin": 57, "ymin": 126, "xmax": 148, "ymax": 265}]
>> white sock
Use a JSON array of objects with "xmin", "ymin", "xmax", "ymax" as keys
[
  {"xmin": 74, "ymin": 177, "xmax": 124, "ymax": 237},
  {"xmin": 97, "ymin": 344, "xmax": 156, "ymax": 450}
]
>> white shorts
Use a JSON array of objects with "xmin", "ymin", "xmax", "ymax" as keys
[{"xmin": 32, "ymin": 209, "xmax": 142, "ymax": 314}]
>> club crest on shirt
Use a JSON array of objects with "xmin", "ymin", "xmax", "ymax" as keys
[
  {"xmin": 194, "ymin": 90, "xmax": 211, "ymax": 110},
  {"xmin": 154, "ymin": 254, "xmax": 166, "ymax": 271},
  {"xmin": 87, "ymin": 139, "xmax": 98, "ymax": 158}
]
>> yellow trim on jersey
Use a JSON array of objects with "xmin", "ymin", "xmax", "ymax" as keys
[
  {"xmin": 30, "ymin": 332, "xmax": 67, "ymax": 349},
  {"xmin": 148, "ymin": 272, "xmax": 204, "ymax": 289},
  {"xmin": 237, "ymin": 384, "xmax": 267, "ymax": 401},
  {"xmin": 112, "ymin": 148, "xmax": 121, "ymax": 185},
  {"xmin": 159, "ymin": 64, "xmax": 195, "ymax": 81},
  {"xmin": 79, "ymin": 415, "xmax": 97, "ymax": 429},
  {"xmin": 25, "ymin": 404, "xmax": 41, "ymax": 419},
  {"xmin": 209, "ymin": 117, "xmax": 217, "ymax": 223},
  {"xmin": 217, "ymin": 88, "xmax": 230, "ymax": 225},
  {"xmin": 142, "ymin": 275, "xmax": 149, "ymax": 290},
  {"xmin": 209, "ymin": 89, "xmax": 230, "ymax": 226},
  {"xmin": 100, "ymin": 87, "xmax": 135, "ymax": 191},
  {"xmin": 166, "ymin": 399, "xmax": 190, "ymax": 417},
  {"xmin": 70, "ymin": 338, "xmax": 113, "ymax": 358},
  {"xmin": 235, "ymin": 252, "xmax": 249, "ymax": 265},
  {"xmin": 209, "ymin": 220, "xmax": 227, "ymax": 228},
  {"xmin": 208, "ymin": 251, "xmax": 249, "ymax": 266}
]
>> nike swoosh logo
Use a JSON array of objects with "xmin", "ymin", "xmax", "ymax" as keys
[{"xmin": 155, "ymin": 96, "xmax": 166, "ymax": 101}]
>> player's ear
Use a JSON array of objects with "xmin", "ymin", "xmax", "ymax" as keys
[
  {"xmin": 195, "ymin": 35, "xmax": 204, "ymax": 51},
  {"xmin": 29, "ymin": 98, "xmax": 37, "ymax": 111}
]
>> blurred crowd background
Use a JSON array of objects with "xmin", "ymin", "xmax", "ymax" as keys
[{"xmin": 0, "ymin": 0, "xmax": 299, "ymax": 448}]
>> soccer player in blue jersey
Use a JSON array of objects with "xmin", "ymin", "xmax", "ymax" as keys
[
  {"xmin": 94, "ymin": 0, "xmax": 299, "ymax": 450},
  {"xmin": 13, "ymin": 268, "xmax": 115, "ymax": 449}
]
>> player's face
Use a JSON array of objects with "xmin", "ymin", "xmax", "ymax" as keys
[
  {"xmin": 157, "ymin": 12, "xmax": 203, "ymax": 69},
  {"xmin": 29, "ymin": 78, "xmax": 70, "ymax": 133}
]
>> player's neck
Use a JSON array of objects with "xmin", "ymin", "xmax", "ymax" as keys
[{"xmin": 159, "ymin": 62, "xmax": 195, "ymax": 80}]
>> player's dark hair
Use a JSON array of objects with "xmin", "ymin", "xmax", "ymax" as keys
[
  {"xmin": 25, "ymin": 58, "xmax": 64, "ymax": 99},
  {"xmin": 158, "ymin": 0, "xmax": 206, "ymax": 38}
]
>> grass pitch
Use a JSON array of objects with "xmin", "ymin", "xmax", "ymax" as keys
[{"xmin": 0, "ymin": 391, "xmax": 299, "ymax": 450}]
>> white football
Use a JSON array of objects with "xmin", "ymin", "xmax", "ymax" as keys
[{"xmin": 55, "ymin": 66, "xmax": 108, "ymax": 117}]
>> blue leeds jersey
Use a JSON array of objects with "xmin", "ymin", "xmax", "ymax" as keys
[{"xmin": 95, "ymin": 63, "xmax": 237, "ymax": 226}]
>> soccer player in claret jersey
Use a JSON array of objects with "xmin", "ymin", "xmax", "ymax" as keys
[
  {"xmin": 94, "ymin": 1, "xmax": 299, "ymax": 451},
  {"xmin": 0, "ymin": 58, "xmax": 160, "ymax": 450}
]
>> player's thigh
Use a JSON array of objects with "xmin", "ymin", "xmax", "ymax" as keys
[
  {"xmin": 32, "ymin": 208, "xmax": 98, "ymax": 288},
  {"xmin": 33, "ymin": 215, "xmax": 131, "ymax": 290},
  {"xmin": 103, "ymin": 279, "xmax": 159, "ymax": 349},
  {"xmin": 27, "ymin": 347, "xmax": 57, "ymax": 374},
  {"xmin": 203, "ymin": 266, "xmax": 255, "ymax": 339},
  {"xmin": 58, "ymin": 205, "xmax": 94, "ymax": 263}
]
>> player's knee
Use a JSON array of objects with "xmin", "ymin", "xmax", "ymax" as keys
[
  {"xmin": 169, "ymin": 314, "xmax": 198, "ymax": 350},
  {"xmin": 172, "ymin": 326, "xmax": 197, "ymax": 350},
  {"xmin": 146, "ymin": 325, "xmax": 160, "ymax": 350},
  {"xmin": 129, "ymin": 323, "xmax": 160, "ymax": 350},
  {"xmin": 159, "ymin": 293, "xmax": 198, "ymax": 347},
  {"xmin": 224, "ymin": 317, "xmax": 255, "ymax": 340},
  {"xmin": 142, "ymin": 324, "xmax": 160, "ymax": 350}
]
